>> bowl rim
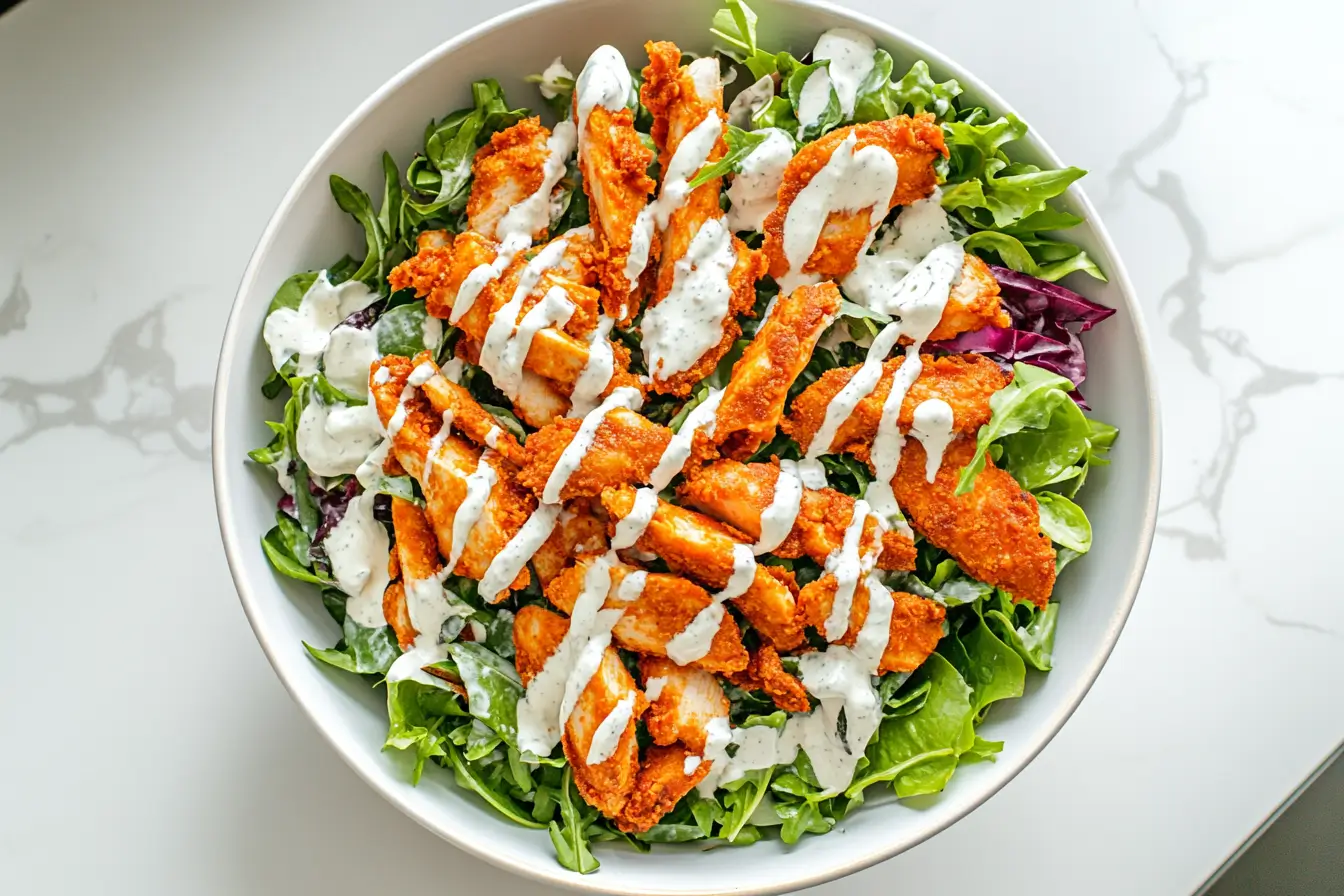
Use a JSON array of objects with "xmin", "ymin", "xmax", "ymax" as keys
[{"xmin": 211, "ymin": 0, "xmax": 1163, "ymax": 891}]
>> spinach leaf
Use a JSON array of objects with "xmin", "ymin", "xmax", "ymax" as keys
[
  {"xmin": 635, "ymin": 824, "xmax": 707, "ymax": 843},
  {"xmin": 1035, "ymin": 492, "xmax": 1092, "ymax": 552},
  {"xmin": 267, "ymin": 271, "xmax": 319, "ymax": 315},
  {"xmin": 375, "ymin": 299, "xmax": 441, "ymax": 356},
  {"xmin": 956, "ymin": 362, "xmax": 1079, "ymax": 494},
  {"xmin": 776, "ymin": 797, "xmax": 834, "ymax": 844},
  {"xmin": 446, "ymin": 641, "xmax": 524, "ymax": 747},
  {"xmin": 365, "ymin": 473, "xmax": 422, "ymax": 506},
  {"xmin": 549, "ymin": 766, "xmax": 600, "ymax": 872},
  {"xmin": 259, "ymin": 508, "xmax": 325, "ymax": 584},
  {"xmin": 304, "ymin": 613, "xmax": 401, "ymax": 675},
  {"xmin": 848, "ymin": 653, "xmax": 974, "ymax": 799}
]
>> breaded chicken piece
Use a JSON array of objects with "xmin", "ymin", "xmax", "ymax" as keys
[
  {"xmin": 762, "ymin": 116, "xmax": 946, "ymax": 287},
  {"xmin": 384, "ymin": 497, "xmax": 446, "ymax": 649},
  {"xmin": 639, "ymin": 42, "xmax": 767, "ymax": 396},
  {"xmin": 574, "ymin": 62, "xmax": 656, "ymax": 321},
  {"xmin": 370, "ymin": 357, "xmax": 535, "ymax": 591},
  {"xmin": 417, "ymin": 359, "xmax": 528, "ymax": 469},
  {"xmin": 513, "ymin": 605, "xmax": 643, "ymax": 818},
  {"xmin": 676, "ymin": 460, "xmax": 917, "ymax": 571},
  {"xmin": 531, "ymin": 498, "xmax": 609, "ymax": 588},
  {"xmin": 726, "ymin": 645, "xmax": 810, "ymax": 713},
  {"xmin": 714, "ymin": 281, "xmax": 841, "ymax": 458},
  {"xmin": 639, "ymin": 657, "xmax": 730, "ymax": 753},
  {"xmin": 451, "ymin": 335, "xmax": 571, "ymax": 429},
  {"xmin": 601, "ymin": 485, "xmax": 803, "ymax": 650},
  {"xmin": 931, "ymin": 254, "xmax": 1010, "ymax": 341},
  {"xmin": 617, "ymin": 744, "xmax": 710, "ymax": 833},
  {"xmin": 784, "ymin": 353, "xmax": 1009, "ymax": 458},
  {"xmin": 797, "ymin": 578, "xmax": 946, "ymax": 673},
  {"xmin": 466, "ymin": 117, "xmax": 553, "ymax": 242},
  {"xmin": 516, "ymin": 408, "xmax": 674, "ymax": 501},
  {"xmin": 548, "ymin": 556, "xmax": 749, "ymax": 674},
  {"xmin": 382, "ymin": 581, "xmax": 414, "ymax": 650},
  {"xmin": 892, "ymin": 438, "xmax": 1056, "ymax": 608}
]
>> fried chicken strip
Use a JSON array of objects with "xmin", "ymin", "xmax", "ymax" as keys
[
  {"xmin": 451, "ymin": 334, "xmax": 571, "ymax": 429},
  {"xmin": 547, "ymin": 555, "xmax": 749, "ymax": 674},
  {"xmin": 600, "ymin": 485, "xmax": 803, "ymax": 650},
  {"xmin": 385, "ymin": 496, "xmax": 446, "ymax": 649},
  {"xmin": 797, "ymin": 578, "xmax": 946, "ymax": 673},
  {"xmin": 638, "ymin": 656, "xmax": 730, "ymax": 753},
  {"xmin": 516, "ymin": 408, "xmax": 674, "ymax": 501},
  {"xmin": 784, "ymin": 353, "xmax": 1009, "ymax": 458},
  {"xmin": 892, "ymin": 438, "xmax": 1056, "ymax": 607},
  {"xmin": 617, "ymin": 744, "xmax": 710, "ymax": 833},
  {"xmin": 762, "ymin": 116, "xmax": 947, "ymax": 287},
  {"xmin": 410, "ymin": 351, "xmax": 527, "ymax": 466},
  {"xmin": 531, "ymin": 498, "xmax": 609, "ymax": 588},
  {"xmin": 676, "ymin": 459, "xmax": 917, "ymax": 571},
  {"xmin": 726, "ymin": 645, "xmax": 810, "ymax": 713},
  {"xmin": 713, "ymin": 281, "xmax": 841, "ymax": 459},
  {"xmin": 513, "ymin": 605, "xmax": 643, "ymax": 818},
  {"xmin": 466, "ymin": 117, "xmax": 554, "ymax": 242}
]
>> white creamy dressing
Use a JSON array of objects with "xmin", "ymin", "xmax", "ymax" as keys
[
  {"xmin": 445, "ymin": 451, "xmax": 498, "ymax": 573},
  {"xmin": 296, "ymin": 398, "xmax": 383, "ymax": 478},
  {"xmin": 373, "ymin": 366, "xmax": 391, "ymax": 385},
  {"xmin": 567, "ymin": 314, "xmax": 617, "ymax": 418},
  {"xmin": 726, "ymin": 127, "xmax": 794, "ymax": 233},
  {"xmin": 643, "ymin": 675, "xmax": 667, "ymax": 701},
  {"xmin": 542, "ymin": 386, "xmax": 644, "ymax": 503},
  {"xmin": 754, "ymin": 459, "xmax": 804, "ymax": 554},
  {"xmin": 479, "ymin": 238, "xmax": 575, "ymax": 399},
  {"xmin": 262, "ymin": 273, "xmax": 379, "ymax": 377},
  {"xmin": 586, "ymin": 693, "xmax": 636, "ymax": 766},
  {"xmin": 696, "ymin": 573, "xmax": 895, "ymax": 795},
  {"xmin": 820, "ymin": 500, "xmax": 881, "ymax": 641},
  {"xmin": 451, "ymin": 121, "xmax": 578, "ymax": 323},
  {"xmin": 610, "ymin": 486, "xmax": 658, "ymax": 550},
  {"xmin": 713, "ymin": 543, "xmax": 758, "ymax": 601},
  {"xmin": 270, "ymin": 448, "xmax": 295, "ymax": 496},
  {"xmin": 575, "ymin": 46, "xmax": 635, "ymax": 245},
  {"xmin": 322, "ymin": 325, "xmax": 381, "ymax": 396},
  {"xmin": 684, "ymin": 754, "xmax": 703, "ymax": 775},
  {"xmin": 778, "ymin": 132, "xmax": 897, "ymax": 295},
  {"xmin": 804, "ymin": 322, "xmax": 905, "ymax": 461},
  {"xmin": 424, "ymin": 409, "xmax": 455, "ymax": 481},
  {"xmin": 687, "ymin": 57, "xmax": 721, "ymax": 102},
  {"xmin": 910, "ymin": 398, "xmax": 954, "ymax": 482},
  {"xmin": 323, "ymin": 490, "xmax": 391, "ymax": 629},
  {"xmin": 811, "ymin": 29, "xmax": 876, "ymax": 119},
  {"xmin": 615, "ymin": 569, "xmax": 648, "ymax": 603},
  {"xmin": 726, "ymin": 74, "xmax": 776, "ymax": 128},
  {"xmin": 647, "ymin": 388, "xmax": 724, "ymax": 490},
  {"xmin": 795, "ymin": 457, "xmax": 828, "ymax": 489},
  {"xmin": 665, "ymin": 543, "xmax": 755, "ymax": 664},
  {"xmin": 538, "ymin": 57, "xmax": 574, "ymax": 99},
  {"xmin": 625, "ymin": 109, "xmax": 725, "ymax": 291},
  {"xmin": 484, "ymin": 425, "xmax": 501, "ymax": 448},
  {"xmin": 385, "ymin": 574, "xmax": 475, "ymax": 685},
  {"xmin": 640, "ymin": 217, "xmax": 737, "ymax": 379},
  {"xmin": 842, "ymin": 189, "xmax": 957, "ymax": 314},
  {"xmin": 795, "ymin": 68, "xmax": 834, "ymax": 137},
  {"xmin": 517, "ymin": 552, "xmax": 626, "ymax": 757},
  {"xmin": 476, "ymin": 503, "xmax": 563, "ymax": 604}
]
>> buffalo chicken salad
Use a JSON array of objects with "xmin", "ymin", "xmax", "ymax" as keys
[{"xmin": 247, "ymin": 0, "xmax": 1118, "ymax": 873}]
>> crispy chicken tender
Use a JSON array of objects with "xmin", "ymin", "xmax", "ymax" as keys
[
  {"xmin": 784, "ymin": 353, "xmax": 1010, "ymax": 458},
  {"xmin": 516, "ymin": 408, "xmax": 674, "ymax": 501},
  {"xmin": 466, "ymin": 117, "xmax": 552, "ymax": 241},
  {"xmin": 513, "ymin": 605, "xmax": 643, "ymax": 817},
  {"xmin": 383, "ymin": 497, "xmax": 446, "ymax": 649},
  {"xmin": 797, "ymin": 578, "xmax": 946, "ymax": 673},
  {"xmin": 762, "ymin": 116, "xmax": 947, "ymax": 286},
  {"xmin": 370, "ymin": 357, "xmax": 535, "ymax": 591},
  {"xmin": 639, "ymin": 656, "xmax": 730, "ymax": 753},
  {"xmin": 382, "ymin": 582, "xmax": 414, "ymax": 650},
  {"xmin": 726, "ymin": 645, "xmax": 810, "ymax": 713},
  {"xmin": 616, "ymin": 744, "xmax": 710, "ymax": 833},
  {"xmin": 575, "ymin": 78, "xmax": 656, "ymax": 321},
  {"xmin": 714, "ymin": 281, "xmax": 841, "ymax": 458},
  {"xmin": 600, "ymin": 486, "xmax": 803, "ymax": 650},
  {"xmin": 452, "ymin": 335, "xmax": 571, "ymax": 429},
  {"xmin": 417, "ymin": 362, "xmax": 527, "ymax": 469},
  {"xmin": 548, "ymin": 556, "xmax": 749, "ymax": 674},
  {"xmin": 531, "ymin": 498, "xmax": 609, "ymax": 588},
  {"xmin": 929, "ymin": 254, "xmax": 1010, "ymax": 341},
  {"xmin": 639, "ymin": 42, "xmax": 767, "ymax": 396},
  {"xmin": 893, "ymin": 438, "xmax": 1056, "ymax": 608},
  {"xmin": 676, "ymin": 460, "xmax": 917, "ymax": 571}
]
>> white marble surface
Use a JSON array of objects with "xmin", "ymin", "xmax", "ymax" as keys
[{"xmin": 1, "ymin": 0, "xmax": 1340, "ymax": 892}]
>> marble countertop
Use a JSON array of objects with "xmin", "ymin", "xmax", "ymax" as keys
[{"xmin": 2, "ymin": 0, "xmax": 1340, "ymax": 892}]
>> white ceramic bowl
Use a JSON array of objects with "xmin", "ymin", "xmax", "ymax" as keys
[{"xmin": 212, "ymin": 0, "xmax": 1161, "ymax": 892}]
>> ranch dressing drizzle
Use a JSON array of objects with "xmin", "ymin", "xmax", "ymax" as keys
[
  {"xmin": 810, "ymin": 29, "xmax": 877, "ymax": 119},
  {"xmin": 517, "ymin": 552, "xmax": 625, "ymax": 757},
  {"xmin": 611, "ymin": 486, "xmax": 658, "ymax": 550},
  {"xmin": 477, "ymin": 503, "xmax": 563, "ymax": 604},
  {"xmin": 542, "ymin": 386, "xmax": 644, "ymax": 503},
  {"xmin": 640, "ymin": 217, "xmax": 737, "ymax": 379},
  {"xmin": 575, "ymin": 45, "xmax": 632, "ymax": 144},
  {"xmin": 648, "ymin": 388, "xmax": 724, "ymax": 490},
  {"xmin": 484, "ymin": 425, "xmax": 501, "ymax": 449},
  {"xmin": 586, "ymin": 693, "xmax": 636, "ymax": 765},
  {"xmin": 625, "ymin": 109, "xmax": 725, "ymax": 291},
  {"xmin": 726, "ymin": 128, "xmax": 794, "ymax": 233},
  {"xmin": 643, "ymin": 675, "xmax": 667, "ymax": 701},
  {"xmin": 537, "ymin": 57, "xmax": 574, "ymax": 100},
  {"xmin": 615, "ymin": 570, "xmax": 648, "ymax": 603},
  {"xmin": 754, "ymin": 459, "xmax": 804, "ymax": 554},
  {"xmin": 262, "ymin": 272, "xmax": 378, "ymax": 377},
  {"xmin": 445, "ymin": 451, "xmax": 498, "ymax": 573},
  {"xmin": 386, "ymin": 574, "xmax": 475, "ymax": 686},
  {"xmin": 820, "ymin": 500, "xmax": 879, "ymax": 641},
  {"xmin": 777, "ymin": 132, "xmax": 897, "ymax": 295},
  {"xmin": 479, "ymin": 237, "xmax": 575, "ymax": 398},
  {"xmin": 567, "ymin": 314, "xmax": 617, "ymax": 418},
  {"xmin": 842, "ymin": 189, "xmax": 956, "ymax": 314},
  {"xmin": 665, "ymin": 543, "xmax": 755, "ymax": 665},
  {"xmin": 424, "ymin": 409, "xmax": 455, "ymax": 481},
  {"xmin": 727, "ymin": 74, "xmax": 776, "ymax": 128},
  {"xmin": 451, "ymin": 121, "xmax": 578, "ymax": 323},
  {"xmin": 795, "ymin": 457, "xmax": 828, "ymax": 489},
  {"xmin": 910, "ymin": 398, "xmax": 954, "ymax": 482},
  {"xmin": 323, "ymin": 490, "xmax": 391, "ymax": 629}
]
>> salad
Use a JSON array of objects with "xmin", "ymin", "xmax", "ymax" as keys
[{"xmin": 248, "ymin": 0, "xmax": 1118, "ymax": 873}]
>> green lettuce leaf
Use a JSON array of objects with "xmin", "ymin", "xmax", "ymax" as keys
[
  {"xmin": 304, "ymin": 611, "xmax": 401, "ymax": 675},
  {"xmin": 957, "ymin": 362, "xmax": 1080, "ymax": 494},
  {"xmin": 384, "ymin": 678, "xmax": 470, "ymax": 784},
  {"xmin": 785, "ymin": 57, "xmax": 842, "ymax": 142},
  {"xmin": 710, "ymin": 0, "xmax": 779, "ymax": 80},
  {"xmin": 1036, "ymin": 492, "xmax": 1092, "ymax": 552},
  {"xmin": 446, "ymin": 641, "xmax": 523, "ymax": 748},
  {"xmin": 719, "ymin": 768, "xmax": 773, "ymax": 842},
  {"xmin": 549, "ymin": 766, "xmax": 600, "ymax": 872},
  {"xmin": 984, "ymin": 591, "xmax": 1058, "ymax": 671}
]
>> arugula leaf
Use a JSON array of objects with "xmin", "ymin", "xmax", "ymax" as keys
[
  {"xmin": 329, "ymin": 175, "xmax": 389, "ymax": 289},
  {"xmin": 750, "ymin": 95, "xmax": 798, "ymax": 132},
  {"xmin": 446, "ymin": 741, "xmax": 546, "ymax": 828},
  {"xmin": 957, "ymin": 362, "xmax": 1080, "ymax": 494},
  {"xmin": 385, "ymin": 678, "xmax": 469, "ymax": 784},
  {"xmin": 446, "ymin": 641, "xmax": 524, "ymax": 747},
  {"xmin": 687, "ymin": 125, "xmax": 776, "ymax": 189},
  {"xmin": 635, "ymin": 824, "xmax": 708, "ymax": 843},
  {"xmin": 1035, "ymin": 492, "xmax": 1092, "ymax": 552},
  {"xmin": 785, "ymin": 58, "xmax": 842, "ymax": 142},
  {"xmin": 848, "ymin": 653, "xmax": 974, "ymax": 798},
  {"xmin": 776, "ymin": 797, "xmax": 834, "ymax": 844},
  {"xmin": 304, "ymin": 612, "xmax": 401, "ymax": 675},
  {"xmin": 549, "ymin": 766, "xmax": 600, "ymax": 872},
  {"xmin": 364, "ymin": 473, "xmax": 422, "ymax": 507},
  {"xmin": 710, "ymin": 0, "xmax": 779, "ymax": 79},
  {"xmin": 719, "ymin": 767, "xmax": 773, "ymax": 841}
]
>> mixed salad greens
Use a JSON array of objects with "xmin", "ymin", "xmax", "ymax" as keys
[{"xmin": 247, "ymin": 0, "xmax": 1117, "ymax": 872}]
